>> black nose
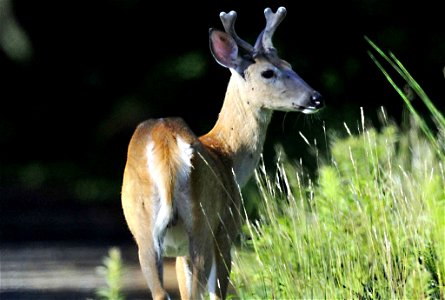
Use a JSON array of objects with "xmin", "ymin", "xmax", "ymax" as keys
[{"xmin": 311, "ymin": 92, "xmax": 324, "ymax": 109}]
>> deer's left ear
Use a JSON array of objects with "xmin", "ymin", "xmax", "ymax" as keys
[{"xmin": 209, "ymin": 29, "xmax": 240, "ymax": 69}]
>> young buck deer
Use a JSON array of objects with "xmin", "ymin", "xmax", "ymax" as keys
[{"xmin": 121, "ymin": 6, "xmax": 323, "ymax": 300}]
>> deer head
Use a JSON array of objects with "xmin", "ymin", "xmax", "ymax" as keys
[{"xmin": 209, "ymin": 7, "xmax": 323, "ymax": 114}]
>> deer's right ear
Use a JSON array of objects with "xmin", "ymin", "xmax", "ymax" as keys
[{"xmin": 209, "ymin": 29, "xmax": 240, "ymax": 69}]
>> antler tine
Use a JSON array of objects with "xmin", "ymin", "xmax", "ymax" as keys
[
  {"xmin": 261, "ymin": 6, "xmax": 287, "ymax": 52},
  {"xmin": 219, "ymin": 10, "xmax": 254, "ymax": 53}
]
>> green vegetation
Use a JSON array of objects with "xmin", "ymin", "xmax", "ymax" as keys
[
  {"xmin": 231, "ymin": 41, "xmax": 445, "ymax": 299},
  {"xmin": 96, "ymin": 247, "xmax": 125, "ymax": 300}
]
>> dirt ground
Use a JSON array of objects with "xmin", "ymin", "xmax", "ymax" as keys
[{"xmin": 0, "ymin": 243, "xmax": 180, "ymax": 299}]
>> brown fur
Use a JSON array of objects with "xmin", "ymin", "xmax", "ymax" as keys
[
  {"xmin": 121, "ymin": 8, "xmax": 321, "ymax": 299},
  {"xmin": 122, "ymin": 118, "xmax": 241, "ymax": 299}
]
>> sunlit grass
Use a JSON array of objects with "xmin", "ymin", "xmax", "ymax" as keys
[{"xmin": 232, "ymin": 114, "xmax": 444, "ymax": 299}]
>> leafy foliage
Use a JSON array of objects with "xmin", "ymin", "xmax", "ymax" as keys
[{"xmin": 96, "ymin": 247, "xmax": 125, "ymax": 300}]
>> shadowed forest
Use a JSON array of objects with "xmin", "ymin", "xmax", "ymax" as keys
[{"xmin": 1, "ymin": 0, "xmax": 444, "ymax": 254}]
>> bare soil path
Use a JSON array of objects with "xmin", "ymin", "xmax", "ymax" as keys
[{"xmin": 0, "ymin": 243, "xmax": 179, "ymax": 299}]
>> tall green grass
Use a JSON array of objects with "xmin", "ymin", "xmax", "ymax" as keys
[
  {"xmin": 231, "ymin": 41, "xmax": 445, "ymax": 299},
  {"xmin": 366, "ymin": 36, "xmax": 445, "ymax": 156}
]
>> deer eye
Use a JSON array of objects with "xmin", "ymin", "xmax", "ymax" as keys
[{"xmin": 261, "ymin": 69, "xmax": 275, "ymax": 79}]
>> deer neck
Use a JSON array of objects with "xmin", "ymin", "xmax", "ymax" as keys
[{"xmin": 200, "ymin": 74, "xmax": 273, "ymax": 187}]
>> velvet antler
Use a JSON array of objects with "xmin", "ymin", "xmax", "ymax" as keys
[
  {"xmin": 219, "ymin": 10, "xmax": 254, "ymax": 53},
  {"xmin": 254, "ymin": 7, "xmax": 287, "ymax": 54}
]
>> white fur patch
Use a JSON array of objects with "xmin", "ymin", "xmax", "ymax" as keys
[
  {"xmin": 182, "ymin": 257, "xmax": 192, "ymax": 297},
  {"xmin": 153, "ymin": 200, "xmax": 172, "ymax": 259},
  {"xmin": 146, "ymin": 141, "xmax": 170, "ymax": 207},
  {"xmin": 208, "ymin": 254, "xmax": 217, "ymax": 300},
  {"xmin": 176, "ymin": 136, "xmax": 193, "ymax": 180},
  {"xmin": 146, "ymin": 140, "xmax": 172, "ymax": 258}
]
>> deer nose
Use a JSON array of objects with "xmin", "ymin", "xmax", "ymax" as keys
[{"xmin": 310, "ymin": 92, "xmax": 324, "ymax": 109}]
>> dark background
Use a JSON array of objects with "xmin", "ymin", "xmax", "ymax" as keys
[{"xmin": 1, "ymin": 0, "xmax": 444, "ymax": 244}]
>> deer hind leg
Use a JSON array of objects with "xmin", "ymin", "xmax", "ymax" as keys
[
  {"xmin": 136, "ymin": 204, "xmax": 172, "ymax": 300},
  {"xmin": 136, "ymin": 194, "xmax": 173, "ymax": 300},
  {"xmin": 138, "ymin": 240, "xmax": 169, "ymax": 300},
  {"xmin": 176, "ymin": 256, "xmax": 192, "ymax": 299},
  {"xmin": 122, "ymin": 185, "xmax": 170, "ymax": 299}
]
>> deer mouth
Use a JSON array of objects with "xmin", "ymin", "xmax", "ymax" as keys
[
  {"xmin": 302, "ymin": 106, "xmax": 320, "ymax": 114},
  {"xmin": 291, "ymin": 103, "xmax": 320, "ymax": 114}
]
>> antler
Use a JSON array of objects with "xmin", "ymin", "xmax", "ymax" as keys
[
  {"xmin": 219, "ymin": 10, "xmax": 254, "ymax": 53},
  {"xmin": 255, "ymin": 7, "xmax": 287, "ymax": 54}
]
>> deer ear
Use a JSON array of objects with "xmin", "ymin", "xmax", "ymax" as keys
[{"xmin": 209, "ymin": 29, "xmax": 239, "ymax": 69}]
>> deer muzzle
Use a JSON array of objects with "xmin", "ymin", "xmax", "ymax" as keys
[{"xmin": 302, "ymin": 91, "xmax": 324, "ymax": 114}]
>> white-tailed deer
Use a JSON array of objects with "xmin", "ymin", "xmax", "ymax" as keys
[{"xmin": 121, "ymin": 7, "xmax": 323, "ymax": 300}]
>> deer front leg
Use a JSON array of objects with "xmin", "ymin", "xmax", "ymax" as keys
[
  {"xmin": 188, "ymin": 231, "xmax": 214, "ymax": 299},
  {"xmin": 178, "ymin": 245, "xmax": 229, "ymax": 300},
  {"xmin": 209, "ymin": 230, "xmax": 234, "ymax": 300}
]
